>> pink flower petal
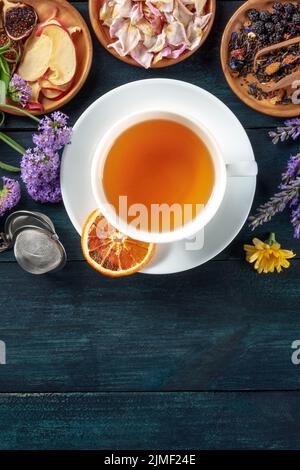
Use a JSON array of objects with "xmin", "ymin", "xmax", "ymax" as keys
[
  {"xmin": 145, "ymin": 1, "xmax": 163, "ymax": 17},
  {"xmin": 130, "ymin": 44, "xmax": 153, "ymax": 68},
  {"xmin": 166, "ymin": 21, "xmax": 190, "ymax": 46},
  {"xmin": 131, "ymin": 2, "xmax": 144, "ymax": 23}
]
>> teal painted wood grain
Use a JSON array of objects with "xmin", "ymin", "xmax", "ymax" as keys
[
  {"xmin": 0, "ymin": 260, "xmax": 299, "ymax": 391},
  {"xmin": 0, "ymin": 392, "xmax": 299, "ymax": 449}
]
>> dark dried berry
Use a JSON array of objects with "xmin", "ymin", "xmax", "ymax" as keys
[
  {"xmin": 252, "ymin": 20, "xmax": 265, "ymax": 34},
  {"xmin": 275, "ymin": 32, "xmax": 283, "ymax": 42},
  {"xmin": 273, "ymin": 3, "xmax": 284, "ymax": 12},
  {"xmin": 247, "ymin": 8, "xmax": 259, "ymax": 21},
  {"xmin": 292, "ymin": 13, "xmax": 300, "ymax": 24},
  {"xmin": 284, "ymin": 3, "xmax": 296, "ymax": 16},
  {"xmin": 268, "ymin": 34, "xmax": 275, "ymax": 43},
  {"xmin": 271, "ymin": 13, "xmax": 281, "ymax": 23},
  {"xmin": 275, "ymin": 22, "xmax": 286, "ymax": 33},
  {"xmin": 289, "ymin": 25, "xmax": 298, "ymax": 35},
  {"xmin": 259, "ymin": 34, "xmax": 269, "ymax": 46},
  {"xmin": 260, "ymin": 11, "xmax": 272, "ymax": 22},
  {"xmin": 265, "ymin": 22, "xmax": 275, "ymax": 33}
]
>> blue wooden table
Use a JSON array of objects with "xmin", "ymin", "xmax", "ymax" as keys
[{"xmin": 0, "ymin": 0, "xmax": 300, "ymax": 450}]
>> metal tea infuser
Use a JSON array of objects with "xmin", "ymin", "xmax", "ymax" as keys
[{"xmin": 0, "ymin": 210, "xmax": 67, "ymax": 274}]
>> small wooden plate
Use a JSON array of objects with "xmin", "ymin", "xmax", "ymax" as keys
[
  {"xmin": 221, "ymin": 0, "xmax": 300, "ymax": 117},
  {"xmin": 1, "ymin": 0, "xmax": 93, "ymax": 116},
  {"xmin": 89, "ymin": 0, "xmax": 216, "ymax": 68}
]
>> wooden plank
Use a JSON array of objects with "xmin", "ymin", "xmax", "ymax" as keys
[
  {"xmin": 1, "ymin": 1, "xmax": 287, "ymax": 130},
  {"xmin": 0, "ymin": 260, "xmax": 299, "ymax": 391},
  {"xmin": 0, "ymin": 391, "xmax": 299, "ymax": 449},
  {"xmin": 0, "ymin": 127, "xmax": 298, "ymax": 262}
]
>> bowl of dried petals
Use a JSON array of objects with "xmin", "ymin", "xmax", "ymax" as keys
[
  {"xmin": 221, "ymin": 0, "xmax": 300, "ymax": 117},
  {"xmin": 89, "ymin": 0, "xmax": 216, "ymax": 68}
]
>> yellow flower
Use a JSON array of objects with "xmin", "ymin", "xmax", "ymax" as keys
[{"xmin": 244, "ymin": 233, "xmax": 296, "ymax": 274}]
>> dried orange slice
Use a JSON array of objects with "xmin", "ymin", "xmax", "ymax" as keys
[{"xmin": 81, "ymin": 209, "xmax": 155, "ymax": 277}]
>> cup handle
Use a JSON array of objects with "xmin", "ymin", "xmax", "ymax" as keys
[{"xmin": 226, "ymin": 161, "xmax": 258, "ymax": 177}]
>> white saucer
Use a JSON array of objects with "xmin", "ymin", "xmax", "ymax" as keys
[{"xmin": 61, "ymin": 79, "xmax": 256, "ymax": 275}]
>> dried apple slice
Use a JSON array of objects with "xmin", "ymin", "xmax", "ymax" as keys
[
  {"xmin": 41, "ymin": 78, "xmax": 72, "ymax": 100},
  {"xmin": 42, "ymin": 88, "xmax": 65, "ymax": 100},
  {"xmin": 36, "ymin": 17, "xmax": 69, "ymax": 36},
  {"xmin": 39, "ymin": 78, "xmax": 72, "ymax": 92},
  {"xmin": 42, "ymin": 88, "xmax": 59, "ymax": 99},
  {"xmin": 41, "ymin": 25, "xmax": 76, "ymax": 86},
  {"xmin": 17, "ymin": 34, "xmax": 52, "ymax": 82}
]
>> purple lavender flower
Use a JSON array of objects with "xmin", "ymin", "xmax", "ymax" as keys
[
  {"xmin": 282, "ymin": 153, "xmax": 300, "ymax": 184},
  {"xmin": 21, "ymin": 147, "xmax": 60, "ymax": 185},
  {"xmin": 291, "ymin": 205, "xmax": 300, "ymax": 239},
  {"xmin": 285, "ymin": 118, "xmax": 300, "ymax": 135},
  {"xmin": 8, "ymin": 74, "xmax": 31, "ymax": 108},
  {"xmin": 269, "ymin": 118, "xmax": 300, "ymax": 144},
  {"xmin": 0, "ymin": 177, "xmax": 21, "ymax": 216},
  {"xmin": 250, "ymin": 120, "xmax": 300, "ymax": 238},
  {"xmin": 249, "ymin": 178, "xmax": 300, "ymax": 230},
  {"xmin": 38, "ymin": 111, "xmax": 72, "ymax": 151},
  {"xmin": 20, "ymin": 112, "xmax": 72, "ymax": 204},
  {"xmin": 32, "ymin": 131, "xmax": 57, "ymax": 155},
  {"xmin": 25, "ymin": 177, "xmax": 61, "ymax": 203}
]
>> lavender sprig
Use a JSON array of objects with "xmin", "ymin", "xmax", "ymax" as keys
[
  {"xmin": 291, "ymin": 205, "xmax": 300, "ymax": 239},
  {"xmin": 282, "ymin": 152, "xmax": 300, "ymax": 184},
  {"xmin": 20, "ymin": 112, "xmax": 72, "ymax": 204},
  {"xmin": 269, "ymin": 118, "xmax": 300, "ymax": 144},
  {"xmin": 250, "ymin": 115, "xmax": 300, "ymax": 238},
  {"xmin": 249, "ymin": 178, "xmax": 300, "ymax": 230},
  {"xmin": 0, "ymin": 107, "xmax": 72, "ymax": 205}
]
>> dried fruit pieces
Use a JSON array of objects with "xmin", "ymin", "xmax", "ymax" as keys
[
  {"xmin": 0, "ymin": 29, "xmax": 21, "ymax": 73},
  {"xmin": 227, "ymin": 2, "xmax": 300, "ymax": 105},
  {"xmin": 42, "ymin": 25, "xmax": 77, "ymax": 86},
  {"xmin": 0, "ymin": 0, "xmax": 82, "ymax": 109},
  {"xmin": 18, "ymin": 34, "xmax": 52, "ymax": 81},
  {"xmin": 17, "ymin": 15, "xmax": 80, "ymax": 105},
  {"xmin": 2, "ymin": 0, "xmax": 37, "ymax": 41},
  {"xmin": 265, "ymin": 61, "xmax": 281, "ymax": 75}
]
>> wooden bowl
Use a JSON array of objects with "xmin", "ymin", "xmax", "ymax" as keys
[
  {"xmin": 1, "ymin": 0, "xmax": 93, "ymax": 116},
  {"xmin": 89, "ymin": 0, "xmax": 216, "ymax": 68},
  {"xmin": 221, "ymin": 0, "xmax": 300, "ymax": 117}
]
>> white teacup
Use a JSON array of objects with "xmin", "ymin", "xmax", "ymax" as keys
[{"xmin": 91, "ymin": 110, "xmax": 257, "ymax": 244}]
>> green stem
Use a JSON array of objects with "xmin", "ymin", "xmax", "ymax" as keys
[
  {"xmin": 0, "ymin": 40, "xmax": 11, "ymax": 54},
  {"xmin": 0, "ymin": 111, "xmax": 4, "ymax": 127},
  {"xmin": 266, "ymin": 232, "xmax": 276, "ymax": 246},
  {"xmin": 0, "ymin": 161, "xmax": 20, "ymax": 172},
  {"xmin": 0, "ymin": 104, "xmax": 40, "ymax": 123},
  {"xmin": 0, "ymin": 131, "xmax": 26, "ymax": 155}
]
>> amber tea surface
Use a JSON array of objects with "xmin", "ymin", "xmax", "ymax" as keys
[{"xmin": 102, "ymin": 119, "xmax": 215, "ymax": 232}]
